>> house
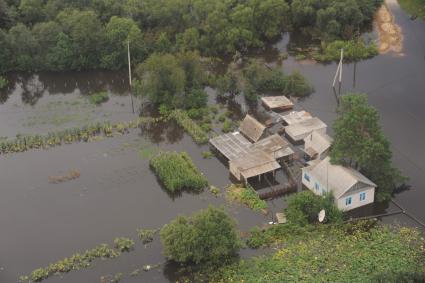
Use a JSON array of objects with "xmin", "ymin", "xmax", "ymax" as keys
[
  {"xmin": 302, "ymin": 157, "xmax": 377, "ymax": 211},
  {"xmin": 303, "ymin": 130, "xmax": 333, "ymax": 160},
  {"xmin": 285, "ymin": 117, "xmax": 327, "ymax": 142},
  {"xmin": 229, "ymin": 150, "xmax": 281, "ymax": 183},
  {"xmin": 261, "ymin": 96, "xmax": 294, "ymax": 111},
  {"xmin": 280, "ymin": 110, "xmax": 312, "ymax": 125},
  {"xmin": 239, "ymin": 114, "xmax": 266, "ymax": 142}
]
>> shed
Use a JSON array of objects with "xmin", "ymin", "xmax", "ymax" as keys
[
  {"xmin": 261, "ymin": 96, "xmax": 294, "ymax": 111},
  {"xmin": 239, "ymin": 114, "xmax": 266, "ymax": 142},
  {"xmin": 280, "ymin": 111, "xmax": 312, "ymax": 125},
  {"xmin": 251, "ymin": 134, "xmax": 294, "ymax": 161},
  {"xmin": 303, "ymin": 130, "xmax": 333, "ymax": 160},
  {"xmin": 285, "ymin": 117, "xmax": 327, "ymax": 142},
  {"xmin": 209, "ymin": 132, "xmax": 252, "ymax": 161},
  {"xmin": 230, "ymin": 150, "xmax": 281, "ymax": 183},
  {"xmin": 302, "ymin": 157, "xmax": 377, "ymax": 211}
]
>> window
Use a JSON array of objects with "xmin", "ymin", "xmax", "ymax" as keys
[
  {"xmin": 315, "ymin": 183, "xmax": 319, "ymax": 191},
  {"xmin": 304, "ymin": 173, "xmax": 310, "ymax": 182},
  {"xmin": 345, "ymin": 197, "xmax": 352, "ymax": 206},
  {"xmin": 360, "ymin": 192, "xmax": 366, "ymax": 201}
]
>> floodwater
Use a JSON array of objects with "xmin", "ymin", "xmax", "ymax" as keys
[{"xmin": 0, "ymin": 1, "xmax": 424, "ymax": 282}]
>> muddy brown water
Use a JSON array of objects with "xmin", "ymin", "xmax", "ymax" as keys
[{"xmin": 1, "ymin": 2, "xmax": 425, "ymax": 282}]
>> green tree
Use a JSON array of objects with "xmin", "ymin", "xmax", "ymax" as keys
[
  {"xmin": 19, "ymin": 0, "xmax": 46, "ymax": 24},
  {"xmin": 7, "ymin": 23, "xmax": 38, "ymax": 70},
  {"xmin": 285, "ymin": 191, "xmax": 343, "ymax": 226},
  {"xmin": 136, "ymin": 53, "xmax": 186, "ymax": 108},
  {"xmin": 330, "ymin": 94, "xmax": 405, "ymax": 201},
  {"xmin": 216, "ymin": 71, "xmax": 240, "ymax": 98},
  {"xmin": 160, "ymin": 206, "xmax": 239, "ymax": 265}
]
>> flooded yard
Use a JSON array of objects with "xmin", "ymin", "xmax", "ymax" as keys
[{"xmin": 0, "ymin": 1, "xmax": 424, "ymax": 282}]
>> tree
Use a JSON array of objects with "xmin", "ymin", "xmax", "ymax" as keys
[
  {"xmin": 285, "ymin": 191, "xmax": 343, "ymax": 226},
  {"xmin": 136, "ymin": 53, "xmax": 186, "ymax": 108},
  {"xmin": 19, "ymin": 0, "xmax": 46, "ymax": 24},
  {"xmin": 216, "ymin": 71, "xmax": 240, "ymax": 98},
  {"xmin": 330, "ymin": 94, "xmax": 405, "ymax": 201},
  {"xmin": 160, "ymin": 206, "xmax": 239, "ymax": 265}
]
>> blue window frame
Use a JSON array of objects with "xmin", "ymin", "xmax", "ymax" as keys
[
  {"xmin": 346, "ymin": 197, "xmax": 352, "ymax": 206},
  {"xmin": 360, "ymin": 192, "xmax": 366, "ymax": 201},
  {"xmin": 315, "ymin": 183, "xmax": 319, "ymax": 191},
  {"xmin": 304, "ymin": 173, "xmax": 310, "ymax": 182}
]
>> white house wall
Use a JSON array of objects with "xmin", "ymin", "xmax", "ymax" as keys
[{"xmin": 302, "ymin": 168, "xmax": 375, "ymax": 211}]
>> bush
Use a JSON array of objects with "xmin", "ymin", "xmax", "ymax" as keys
[
  {"xmin": 227, "ymin": 184, "xmax": 267, "ymax": 211},
  {"xmin": 150, "ymin": 151, "xmax": 208, "ymax": 193},
  {"xmin": 314, "ymin": 40, "xmax": 379, "ymax": 62},
  {"xmin": 160, "ymin": 206, "xmax": 239, "ymax": 265},
  {"xmin": 222, "ymin": 119, "xmax": 232, "ymax": 133},
  {"xmin": 285, "ymin": 191, "xmax": 343, "ymax": 226},
  {"xmin": 114, "ymin": 237, "xmax": 135, "ymax": 252},
  {"xmin": 0, "ymin": 76, "xmax": 8, "ymax": 89},
  {"xmin": 137, "ymin": 229, "xmax": 157, "ymax": 244},
  {"xmin": 88, "ymin": 91, "xmax": 109, "ymax": 105}
]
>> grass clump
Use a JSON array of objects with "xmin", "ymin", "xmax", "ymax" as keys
[
  {"xmin": 137, "ymin": 229, "xmax": 157, "ymax": 244},
  {"xmin": 150, "ymin": 151, "xmax": 208, "ymax": 193},
  {"xmin": 88, "ymin": 91, "xmax": 109, "ymax": 105},
  {"xmin": 226, "ymin": 184, "xmax": 267, "ymax": 211},
  {"xmin": 202, "ymin": 151, "xmax": 214, "ymax": 159},
  {"xmin": 114, "ymin": 237, "xmax": 135, "ymax": 252},
  {"xmin": 222, "ymin": 119, "xmax": 232, "ymax": 133},
  {"xmin": 170, "ymin": 110, "xmax": 209, "ymax": 144},
  {"xmin": 212, "ymin": 221, "xmax": 425, "ymax": 283}
]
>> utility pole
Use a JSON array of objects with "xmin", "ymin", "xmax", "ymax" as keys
[
  {"xmin": 332, "ymin": 48, "xmax": 344, "ymax": 104},
  {"xmin": 128, "ymin": 40, "xmax": 135, "ymax": 114}
]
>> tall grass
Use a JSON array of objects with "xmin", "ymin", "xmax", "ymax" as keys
[
  {"xmin": 150, "ymin": 151, "xmax": 208, "ymax": 193},
  {"xmin": 169, "ymin": 110, "xmax": 209, "ymax": 144}
]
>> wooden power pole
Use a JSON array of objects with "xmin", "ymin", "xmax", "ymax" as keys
[{"xmin": 128, "ymin": 40, "xmax": 135, "ymax": 114}]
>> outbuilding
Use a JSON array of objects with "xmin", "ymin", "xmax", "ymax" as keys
[
  {"xmin": 285, "ymin": 117, "xmax": 327, "ymax": 143},
  {"xmin": 303, "ymin": 130, "xmax": 333, "ymax": 160},
  {"xmin": 261, "ymin": 96, "xmax": 294, "ymax": 111},
  {"xmin": 239, "ymin": 114, "xmax": 266, "ymax": 142}
]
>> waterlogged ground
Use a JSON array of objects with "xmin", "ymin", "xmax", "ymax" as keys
[{"xmin": 0, "ymin": 1, "xmax": 424, "ymax": 282}]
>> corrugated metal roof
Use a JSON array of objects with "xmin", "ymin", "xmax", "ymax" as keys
[
  {"xmin": 209, "ymin": 132, "xmax": 252, "ymax": 160},
  {"xmin": 239, "ymin": 114, "xmax": 266, "ymax": 142},
  {"xmin": 230, "ymin": 150, "xmax": 281, "ymax": 179}
]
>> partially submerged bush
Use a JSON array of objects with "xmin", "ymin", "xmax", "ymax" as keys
[
  {"xmin": 88, "ymin": 91, "xmax": 109, "ymax": 105},
  {"xmin": 114, "ymin": 237, "xmax": 135, "ymax": 252},
  {"xmin": 150, "ymin": 151, "xmax": 208, "ymax": 193},
  {"xmin": 227, "ymin": 184, "xmax": 267, "ymax": 211},
  {"xmin": 137, "ymin": 229, "xmax": 157, "ymax": 244},
  {"xmin": 160, "ymin": 206, "xmax": 239, "ymax": 265},
  {"xmin": 314, "ymin": 39, "xmax": 378, "ymax": 62},
  {"xmin": 285, "ymin": 191, "xmax": 343, "ymax": 226}
]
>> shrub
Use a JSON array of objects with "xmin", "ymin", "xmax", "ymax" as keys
[
  {"xmin": 202, "ymin": 151, "xmax": 214, "ymax": 159},
  {"xmin": 0, "ymin": 76, "xmax": 8, "ymax": 89},
  {"xmin": 314, "ymin": 39, "xmax": 378, "ymax": 62},
  {"xmin": 285, "ymin": 191, "xmax": 343, "ymax": 226},
  {"xmin": 226, "ymin": 184, "xmax": 267, "ymax": 211},
  {"xmin": 150, "ymin": 151, "xmax": 208, "ymax": 193},
  {"xmin": 88, "ymin": 91, "xmax": 109, "ymax": 105},
  {"xmin": 222, "ymin": 119, "xmax": 232, "ymax": 133},
  {"xmin": 160, "ymin": 206, "xmax": 239, "ymax": 265},
  {"xmin": 114, "ymin": 237, "xmax": 135, "ymax": 252},
  {"xmin": 218, "ymin": 114, "xmax": 226, "ymax": 122}
]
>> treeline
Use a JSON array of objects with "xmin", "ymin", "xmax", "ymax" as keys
[{"xmin": 0, "ymin": 0, "xmax": 382, "ymax": 73}]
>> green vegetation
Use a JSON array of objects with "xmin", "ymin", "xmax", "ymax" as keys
[
  {"xmin": 25, "ymin": 243, "xmax": 121, "ymax": 282},
  {"xmin": 0, "ymin": 0, "xmax": 381, "ymax": 74},
  {"xmin": 88, "ymin": 91, "xmax": 109, "ymax": 105},
  {"xmin": 150, "ymin": 151, "xmax": 208, "ymax": 193},
  {"xmin": 160, "ymin": 206, "xmax": 239, "ymax": 265},
  {"xmin": 226, "ymin": 184, "xmax": 267, "ymax": 211},
  {"xmin": 137, "ymin": 229, "xmax": 157, "ymax": 244},
  {"xmin": 169, "ymin": 110, "xmax": 209, "ymax": 144},
  {"xmin": 398, "ymin": 0, "xmax": 425, "ymax": 20},
  {"xmin": 209, "ymin": 185, "xmax": 221, "ymax": 196},
  {"xmin": 135, "ymin": 52, "xmax": 207, "ymax": 110},
  {"xmin": 242, "ymin": 60, "xmax": 313, "ymax": 98},
  {"xmin": 113, "ymin": 237, "xmax": 134, "ymax": 252},
  {"xmin": 0, "ymin": 117, "xmax": 162, "ymax": 155},
  {"xmin": 202, "ymin": 151, "xmax": 214, "ymax": 159},
  {"xmin": 221, "ymin": 119, "xmax": 233, "ymax": 133},
  {"xmin": 330, "ymin": 94, "xmax": 406, "ymax": 201},
  {"xmin": 0, "ymin": 75, "xmax": 7, "ymax": 89},
  {"xmin": 314, "ymin": 39, "xmax": 379, "ymax": 62},
  {"xmin": 213, "ymin": 221, "xmax": 425, "ymax": 282},
  {"xmin": 285, "ymin": 191, "xmax": 343, "ymax": 226}
]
